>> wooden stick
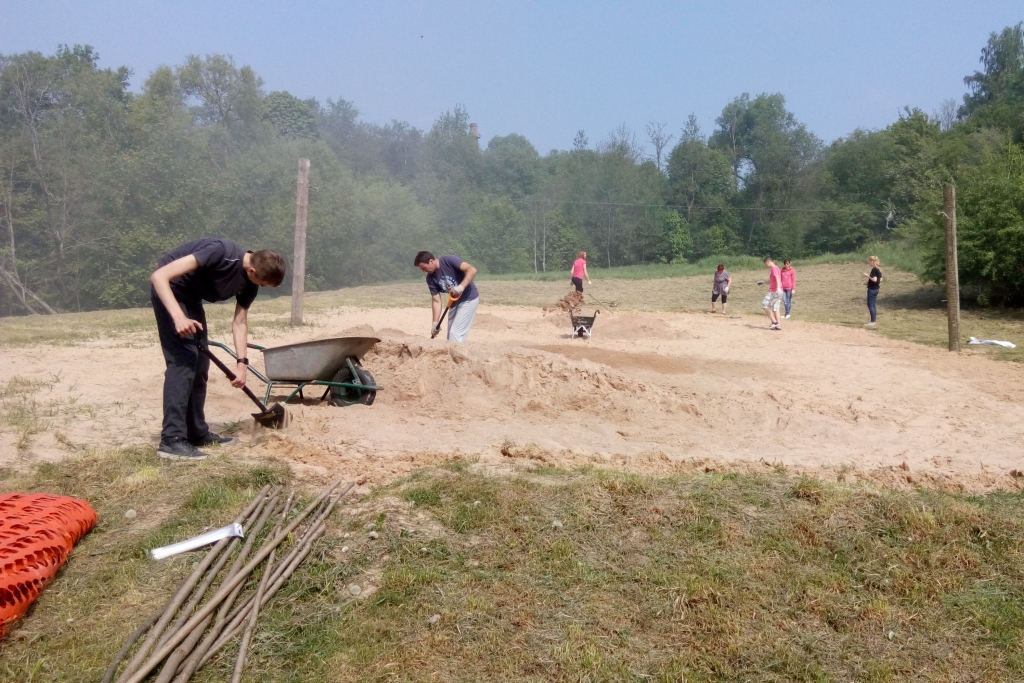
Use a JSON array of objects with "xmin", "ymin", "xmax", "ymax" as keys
[
  {"xmin": 193, "ymin": 524, "xmax": 326, "ymax": 671},
  {"xmin": 113, "ymin": 485, "xmax": 271, "ymax": 682},
  {"xmin": 152, "ymin": 495, "xmax": 281, "ymax": 683},
  {"xmin": 231, "ymin": 492, "xmax": 294, "ymax": 683},
  {"xmin": 156, "ymin": 489, "xmax": 278, "ymax": 650},
  {"xmin": 173, "ymin": 491, "xmax": 337, "ymax": 681},
  {"xmin": 119, "ymin": 481, "xmax": 347, "ymax": 683}
]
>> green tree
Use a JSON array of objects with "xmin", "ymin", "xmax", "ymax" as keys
[
  {"xmin": 960, "ymin": 22, "xmax": 1024, "ymax": 139},
  {"xmin": 482, "ymin": 133, "xmax": 541, "ymax": 200},
  {"xmin": 264, "ymin": 91, "xmax": 318, "ymax": 139}
]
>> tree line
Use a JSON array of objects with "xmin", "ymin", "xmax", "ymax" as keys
[{"xmin": 1, "ymin": 21, "xmax": 1023, "ymax": 315}]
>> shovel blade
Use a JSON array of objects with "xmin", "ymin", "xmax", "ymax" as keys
[{"xmin": 252, "ymin": 403, "xmax": 288, "ymax": 429}]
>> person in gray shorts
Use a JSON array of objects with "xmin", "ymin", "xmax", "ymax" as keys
[
  {"xmin": 759, "ymin": 256, "xmax": 784, "ymax": 331},
  {"xmin": 414, "ymin": 251, "xmax": 479, "ymax": 342}
]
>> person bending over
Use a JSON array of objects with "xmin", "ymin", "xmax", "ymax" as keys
[
  {"xmin": 414, "ymin": 251, "xmax": 479, "ymax": 342},
  {"xmin": 151, "ymin": 238, "xmax": 285, "ymax": 461}
]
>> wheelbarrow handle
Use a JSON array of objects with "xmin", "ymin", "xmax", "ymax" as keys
[{"xmin": 196, "ymin": 341, "xmax": 272, "ymax": 412}]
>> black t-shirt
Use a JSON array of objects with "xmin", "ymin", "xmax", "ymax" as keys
[
  {"xmin": 157, "ymin": 238, "xmax": 259, "ymax": 309},
  {"xmin": 868, "ymin": 267, "xmax": 882, "ymax": 290}
]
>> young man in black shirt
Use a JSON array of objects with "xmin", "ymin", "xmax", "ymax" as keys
[{"xmin": 150, "ymin": 238, "xmax": 286, "ymax": 460}]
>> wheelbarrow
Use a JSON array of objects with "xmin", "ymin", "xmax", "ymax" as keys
[
  {"xmin": 570, "ymin": 310, "xmax": 599, "ymax": 339},
  {"xmin": 206, "ymin": 337, "xmax": 382, "ymax": 407}
]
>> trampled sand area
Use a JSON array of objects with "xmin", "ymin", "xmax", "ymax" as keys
[{"xmin": 3, "ymin": 265, "xmax": 1023, "ymax": 494}]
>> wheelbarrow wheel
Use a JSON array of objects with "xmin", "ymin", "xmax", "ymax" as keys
[{"xmin": 329, "ymin": 364, "xmax": 377, "ymax": 407}]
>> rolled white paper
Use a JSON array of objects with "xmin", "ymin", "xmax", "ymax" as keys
[{"xmin": 149, "ymin": 522, "xmax": 244, "ymax": 560}]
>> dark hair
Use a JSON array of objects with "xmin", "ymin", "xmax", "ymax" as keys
[
  {"xmin": 413, "ymin": 251, "xmax": 435, "ymax": 266},
  {"xmin": 716, "ymin": 263, "xmax": 724, "ymax": 270},
  {"xmin": 251, "ymin": 250, "xmax": 286, "ymax": 287},
  {"xmin": 763, "ymin": 256, "xmax": 772, "ymax": 264},
  {"xmin": 783, "ymin": 259, "xmax": 791, "ymax": 265}
]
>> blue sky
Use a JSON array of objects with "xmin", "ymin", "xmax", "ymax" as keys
[{"xmin": 1, "ymin": 1, "xmax": 1020, "ymax": 154}]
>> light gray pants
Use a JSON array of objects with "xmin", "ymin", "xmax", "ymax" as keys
[{"xmin": 447, "ymin": 297, "xmax": 479, "ymax": 342}]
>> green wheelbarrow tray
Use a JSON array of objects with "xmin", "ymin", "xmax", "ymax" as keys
[{"xmin": 206, "ymin": 337, "xmax": 383, "ymax": 407}]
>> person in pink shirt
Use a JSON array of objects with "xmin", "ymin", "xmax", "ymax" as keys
[
  {"xmin": 780, "ymin": 259, "xmax": 796, "ymax": 319},
  {"xmin": 570, "ymin": 250, "xmax": 591, "ymax": 293},
  {"xmin": 758, "ymin": 256, "xmax": 783, "ymax": 330}
]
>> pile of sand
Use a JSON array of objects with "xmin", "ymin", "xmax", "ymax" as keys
[
  {"xmin": 546, "ymin": 290, "xmax": 584, "ymax": 313},
  {"xmin": 6, "ymin": 303, "xmax": 1024, "ymax": 493},
  {"xmin": 364, "ymin": 340, "xmax": 701, "ymax": 421}
]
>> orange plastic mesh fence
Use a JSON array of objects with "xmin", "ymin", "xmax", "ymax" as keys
[{"xmin": 0, "ymin": 493, "xmax": 97, "ymax": 638}]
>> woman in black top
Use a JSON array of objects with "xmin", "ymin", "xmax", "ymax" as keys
[{"xmin": 864, "ymin": 256, "xmax": 882, "ymax": 326}]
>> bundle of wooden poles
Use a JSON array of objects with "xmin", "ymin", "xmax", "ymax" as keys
[{"xmin": 103, "ymin": 480, "xmax": 353, "ymax": 683}]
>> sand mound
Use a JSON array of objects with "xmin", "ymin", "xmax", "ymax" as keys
[
  {"xmin": 548, "ymin": 290, "xmax": 584, "ymax": 313},
  {"xmin": 364, "ymin": 340, "xmax": 701, "ymax": 421},
  {"xmin": 374, "ymin": 327, "xmax": 413, "ymax": 339},
  {"xmin": 338, "ymin": 324, "xmax": 378, "ymax": 337},
  {"xmin": 472, "ymin": 313, "xmax": 513, "ymax": 331},
  {"xmin": 597, "ymin": 313, "xmax": 683, "ymax": 340},
  {"xmin": 8, "ymin": 302, "xmax": 1024, "ymax": 494}
]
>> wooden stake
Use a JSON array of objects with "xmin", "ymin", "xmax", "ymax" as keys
[
  {"xmin": 944, "ymin": 185, "xmax": 960, "ymax": 352},
  {"xmin": 290, "ymin": 158, "xmax": 310, "ymax": 326}
]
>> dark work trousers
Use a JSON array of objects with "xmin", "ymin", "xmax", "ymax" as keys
[{"xmin": 152, "ymin": 287, "xmax": 210, "ymax": 442}]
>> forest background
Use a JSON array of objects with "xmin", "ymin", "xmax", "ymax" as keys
[{"xmin": 0, "ymin": 21, "xmax": 1022, "ymax": 316}]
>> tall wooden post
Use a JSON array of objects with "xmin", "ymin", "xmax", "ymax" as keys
[
  {"xmin": 290, "ymin": 158, "xmax": 310, "ymax": 327},
  {"xmin": 943, "ymin": 185, "xmax": 960, "ymax": 351}
]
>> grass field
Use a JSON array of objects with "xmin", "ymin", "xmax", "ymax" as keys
[{"xmin": 2, "ymin": 450, "xmax": 1024, "ymax": 681}]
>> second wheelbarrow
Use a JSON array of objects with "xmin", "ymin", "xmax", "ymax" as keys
[
  {"xmin": 207, "ymin": 336, "xmax": 382, "ymax": 407},
  {"xmin": 570, "ymin": 310, "xmax": 600, "ymax": 339}
]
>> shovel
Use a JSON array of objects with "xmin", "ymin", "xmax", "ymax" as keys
[
  {"xmin": 196, "ymin": 341, "xmax": 289, "ymax": 429},
  {"xmin": 431, "ymin": 290, "xmax": 462, "ymax": 339}
]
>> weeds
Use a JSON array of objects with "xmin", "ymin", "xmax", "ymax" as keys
[{"xmin": 2, "ymin": 454, "xmax": 1024, "ymax": 681}]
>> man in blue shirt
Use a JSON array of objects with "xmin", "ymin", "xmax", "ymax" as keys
[
  {"xmin": 414, "ymin": 251, "xmax": 479, "ymax": 342},
  {"xmin": 150, "ymin": 238, "xmax": 286, "ymax": 461}
]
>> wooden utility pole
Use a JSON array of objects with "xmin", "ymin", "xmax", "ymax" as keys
[
  {"xmin": 290, "ymin": 158, "xmax": 310, "ymax": 326},
  {"xmin": 943, "ymin": 185, "xmax": 960, "ymax": 351}
]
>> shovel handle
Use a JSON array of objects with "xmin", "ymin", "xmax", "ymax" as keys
[
  {"xmin": 197, "ymin": 342, "xmax": 271, "ymax": 412},
  {"xmin": 431, "ymin": 291, "xmax": 461, "ymax": 339}
]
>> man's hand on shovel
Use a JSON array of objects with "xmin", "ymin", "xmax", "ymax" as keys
[
  {"xmin": 431, "ymin": 290, "xmax": 462, "ymax": 339},
  {"xmin": 230, "ymin": 360, "xmax": 248, "ymax": 389}
]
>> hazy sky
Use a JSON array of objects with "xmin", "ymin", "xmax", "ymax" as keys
[{"xmin": 1, "ymin": 1, "xmax": 1021, "ymax": 154}]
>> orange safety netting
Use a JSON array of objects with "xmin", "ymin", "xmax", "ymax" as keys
[{"xmin": 0, "ymin": 493, "xmax": 97, "ymax": 639}]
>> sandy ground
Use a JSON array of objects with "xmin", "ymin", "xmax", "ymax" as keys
[{"xmin": 2, "ymin": 303, "xmax": 1023, "ymax": 493}]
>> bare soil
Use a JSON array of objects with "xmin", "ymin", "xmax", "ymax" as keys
[{"xmin": 4, "ymin": 285, "xmax": 1024, "ymax": 493}]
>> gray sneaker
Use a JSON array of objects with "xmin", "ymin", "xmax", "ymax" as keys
[{"xmin": 158, "ymin": 438, "xmax": 207, "ymax": 461}]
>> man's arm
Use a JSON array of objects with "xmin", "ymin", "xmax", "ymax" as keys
[
  {"xmin": 150, "ymin": 255, "xmax": 202, "ymax": 336},
  {"xmin": 230, "ymin": 304, "xmax": 249, "ymax": 389},
  {"xmin": 453, "ymin": 261, "xmax": 477, "ymax": 294},
  {"xmin": 430, "ymin": 293, "xmax": 442, "ymax": 330}
]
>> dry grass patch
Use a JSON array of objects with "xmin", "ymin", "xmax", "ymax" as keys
[
  {"xmin": 321, "ymin": 467, "xmax": 1024, "ymax": 682},
  {"xmin": 2, "ymin": 454, "xmax": 1024, "ymax": 681}
]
